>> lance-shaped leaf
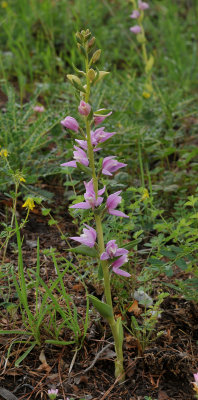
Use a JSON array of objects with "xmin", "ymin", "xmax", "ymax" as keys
[
  {"xmin": 88, "ymin": 294, "xmax": 113, "ymax": 320},
  {"xmin": 76, "ymin": 162, "xmax": 92, "ymax": 176},
  {"xmin": 70, "ymin": 245, "xmax": 98, "ymax": 257},
  {"xmin": 94, "ymin": 108, "xmax": 112, "ymax": 116}
]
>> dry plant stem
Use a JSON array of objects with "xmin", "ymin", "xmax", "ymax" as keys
[{"xmin": 84, "ymin": 57, "xmax": 125, "ymax": 381}]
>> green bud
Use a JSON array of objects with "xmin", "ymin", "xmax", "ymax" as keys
[
  {"xmin": 67, "ymin": 74, "xmax": 82, "ymax": 85},
  {"xmin": 87, "ymin": 69, "xmax": 96, "ymax": 82},
  {"xmin": 91, "ymin": 49, "xmax": 101, "ymax": 64}
]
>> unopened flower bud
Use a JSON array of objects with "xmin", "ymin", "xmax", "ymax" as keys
[
  {"xmin": 78, "ymin": 100, "xmax": 91, "ymax": 116},
  {"xmin": 130, "ymin": 25, "xmax": 141, "ymax": 34},
  {"xmin": 67, "ymin": 74, "xmax": 82, "ymax": 85},
  {"xmin": 88, "ymin": 69, "xmax": 96, "ymax": 82},
  {"xmin": 88, "ymin": 36, "xmax": 95, "ymax": 48},
  {"xmin": 34, "ymin": 105, "xmax": 45, "ymax": 112},
  {"xmin": 130, "ymin": 10, "xmax": 140, "ymax": 19},
  {"xmin": 92, "ymin": 49, "xmax": 101, "ymax": 63},
  {"xmin": 61, "ymin": 116, "xmax": 79, "ymax": 132},
  {"xmin": 138, "ymin": 0, "xmax": 149, "ymax": 10}
]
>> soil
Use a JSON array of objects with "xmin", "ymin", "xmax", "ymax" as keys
[{"xmin": 0, "ymin": 186, "xmax": 198, "ymax": 400}]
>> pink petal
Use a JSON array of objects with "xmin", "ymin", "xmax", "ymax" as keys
[
  {"xmin": 70, "ymin": 236, "xmax": 94, "ymax": 248},
  {"xmin": 108, "ymin": 209, "xmax": 129, "ymax": 218},
  {"xmin": 70, "ymin": 201, "xmax": 91, "ymax": 209},
  {"xmin": 102, "ymin": 169, "xmax": 113, "ymax": 176},
  {"xmin": 95, "ymin": 196, "xmax": 104, "ymax": 207},
  {"xmin": 115, "ymin": 248, "xmax": 129, "ymax": 257},
  {"xmin": 100, "ymin": 252, "xmax": 109, "ymax": 260},
  {"xmin": 98, "ymin": 186, "xmax": 106, "ymax": 195},
  {"xmin": 112, "ymin": 267, "xmax": 131, "ymax": 277},
  {"xmin": 61, "ymin": 161, "xmax": 77, "ymax": 168},
  {"xmin": 106, "ymin": 191, "xmax": 122, "ymax": 209}
]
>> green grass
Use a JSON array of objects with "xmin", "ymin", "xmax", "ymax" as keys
[{"xmin": 0, "ymin": 0, "xmax": 198, "ymax": 370}]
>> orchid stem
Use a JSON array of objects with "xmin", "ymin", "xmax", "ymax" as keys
[{"xmin": 84, "ymin": 54, "xmax": 125, "ymax": 380}]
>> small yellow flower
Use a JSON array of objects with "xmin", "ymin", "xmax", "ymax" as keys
[
  {"xmin": 22, "ymin": 198, "xmax": 35, "ymax": 211},
  {"xmin": 141, "ymin": 188, "xmax": 149, "ymax": 201},
  {"xmin": 142, "ymin": 91, "xmax": 151, "ymax": 99},
  {"xmin": 1, "ymin": 1, "xmax": 8, "ymax": 8},
  {"xmin": 19, "ymin": 177, "xmax": 26, "ymax": 182},
  {"xmin": 0, "ymin": 148, "xmax": 8, "ymax": 157}
]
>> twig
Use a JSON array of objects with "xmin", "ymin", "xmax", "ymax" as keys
[{"xmin": 74, "ymin": 342, "xmax": 114, "ymax": 376}]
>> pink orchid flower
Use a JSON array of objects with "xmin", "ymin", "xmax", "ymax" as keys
[
  {"xmin": 100, "ymin": 240, "xmax": 130, "ymax": 277},
  {"xmin": 70, "ymin": 225, "xmax": 97, "ymax": 248},
  {"xmin": 112, "ymin": 254, "xmax": 131, "ymax": 277},
  {"xmin": 61, "ymin": 146, "xmax": 89, "ymax": 168},
  {"xmin": 70, "ymin": 179, "xmax": 105, "ymax": 210},
  {"xmin": 130, "ymin": 10, "xmax": 140, "ymax": 19},
  {"xmin": 94, "ymin": 109, "xmax": 112, "ymax": 126},
  {"xmin": 138, "ymin": 0, "xmax": 149, "ymax": 10},
  {"xmin": 78, "ymin": 100, "xmax": 91, "ymax": 116},
  {"xmin": 101, "ymin": 240, "xmax": 128, "ymax": 260},
  {"xmin": 130, "ymin": 25, "xmax": 141, "ymax": 34},
  {"xmin": 102, "ymin": 156, "xmax": 127, "ymax": 176},
  {"xmin": 34, "ymin": 105, "xmax": 45, "ymax": 112},
  {"xmin": 106, "ymin": 191, "xmax": 128, "ymax": 218},
  {"xmin": 61, "ymin": 116, "xmax": 79, "ymax": 132}
]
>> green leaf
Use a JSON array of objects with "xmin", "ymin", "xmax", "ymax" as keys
[
  {"xmin": 145, "ymin": 55, "xmax": 154, "ymax": 74},
  {"xmin": 15, "ymin": 342, "xmax": 36, "ymax": 367},
  {"xmin": 175, "ymin": 258, "xmax": 188, "ymax": 270},
  {"xmin": 41, "ymin": 208, "xmax": 51, "ymax": 216},
  {"xmin": 123, "ymin": 239, "xmax": 141, "ymax": 250},
  {"xmin": 190, "ymin": 213, "xmax": 198, "ymax": 219},
  {"xmin": 76, "ymin": 162, "xmax": 92, "ymax": 176},
  {"xmin": 72, "ymin": 79, "xmax": 86, "ymax": 93},
  {"xmin": 94, "ymin": 109, "xmax": 112, "ymax": 116},
  {"xmin": 48, "ymin": 218, "xmax": 58, "ymax": 226},
  {"xmin": 160, "ymin": 250, "xmax": 176, "ymax": 259},
  {"xmin": 70, "ymin": 245, "xmax": 98, "ymax": 257},
  {"xmin": 45, "ymin": 339, "xmax": 76, "ymax": 345},
  {"xmin": 88, "ymin": 295, "xmax": 113, "ymax": 320}
]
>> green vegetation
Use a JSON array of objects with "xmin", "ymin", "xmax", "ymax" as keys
[{"xmin": 0, "ymin": 0, "xmax": 198, "ymax": 398}]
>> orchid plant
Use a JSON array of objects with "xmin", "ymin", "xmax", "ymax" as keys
[
  {"xmin": 61, "ymin": 29, "xmax": 131, "ymax": 381},
  {"xmin": 129, "ymin": 0, "xmax": 154, "ymax": 98}
]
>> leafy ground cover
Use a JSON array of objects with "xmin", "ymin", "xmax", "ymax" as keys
[{"xmin": 0, "ymin": 0, "xmax": 198, "ymax": 399}]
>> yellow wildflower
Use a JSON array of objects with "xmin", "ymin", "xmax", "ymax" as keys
[
  {"xmin": 22, "ymin": 198, "xmax": 35, "ymax": 211},
  {"xmin": 0, "ymin": 148, "xmax": 8, "ymax": 157},
  {"xmin": 142, "ymin": 91, "xmax": 151, "ymax": 99},
  {"xmin": 1, "ymin": 1, "xmax": 8, "ymax": 8},
  {"xmin": 141, "ymin": 188, "xmax": 149, "ymax": 201},
  {"xmin": 19, "ymin": 177, "xmax": 26, "ymax": 182}
]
